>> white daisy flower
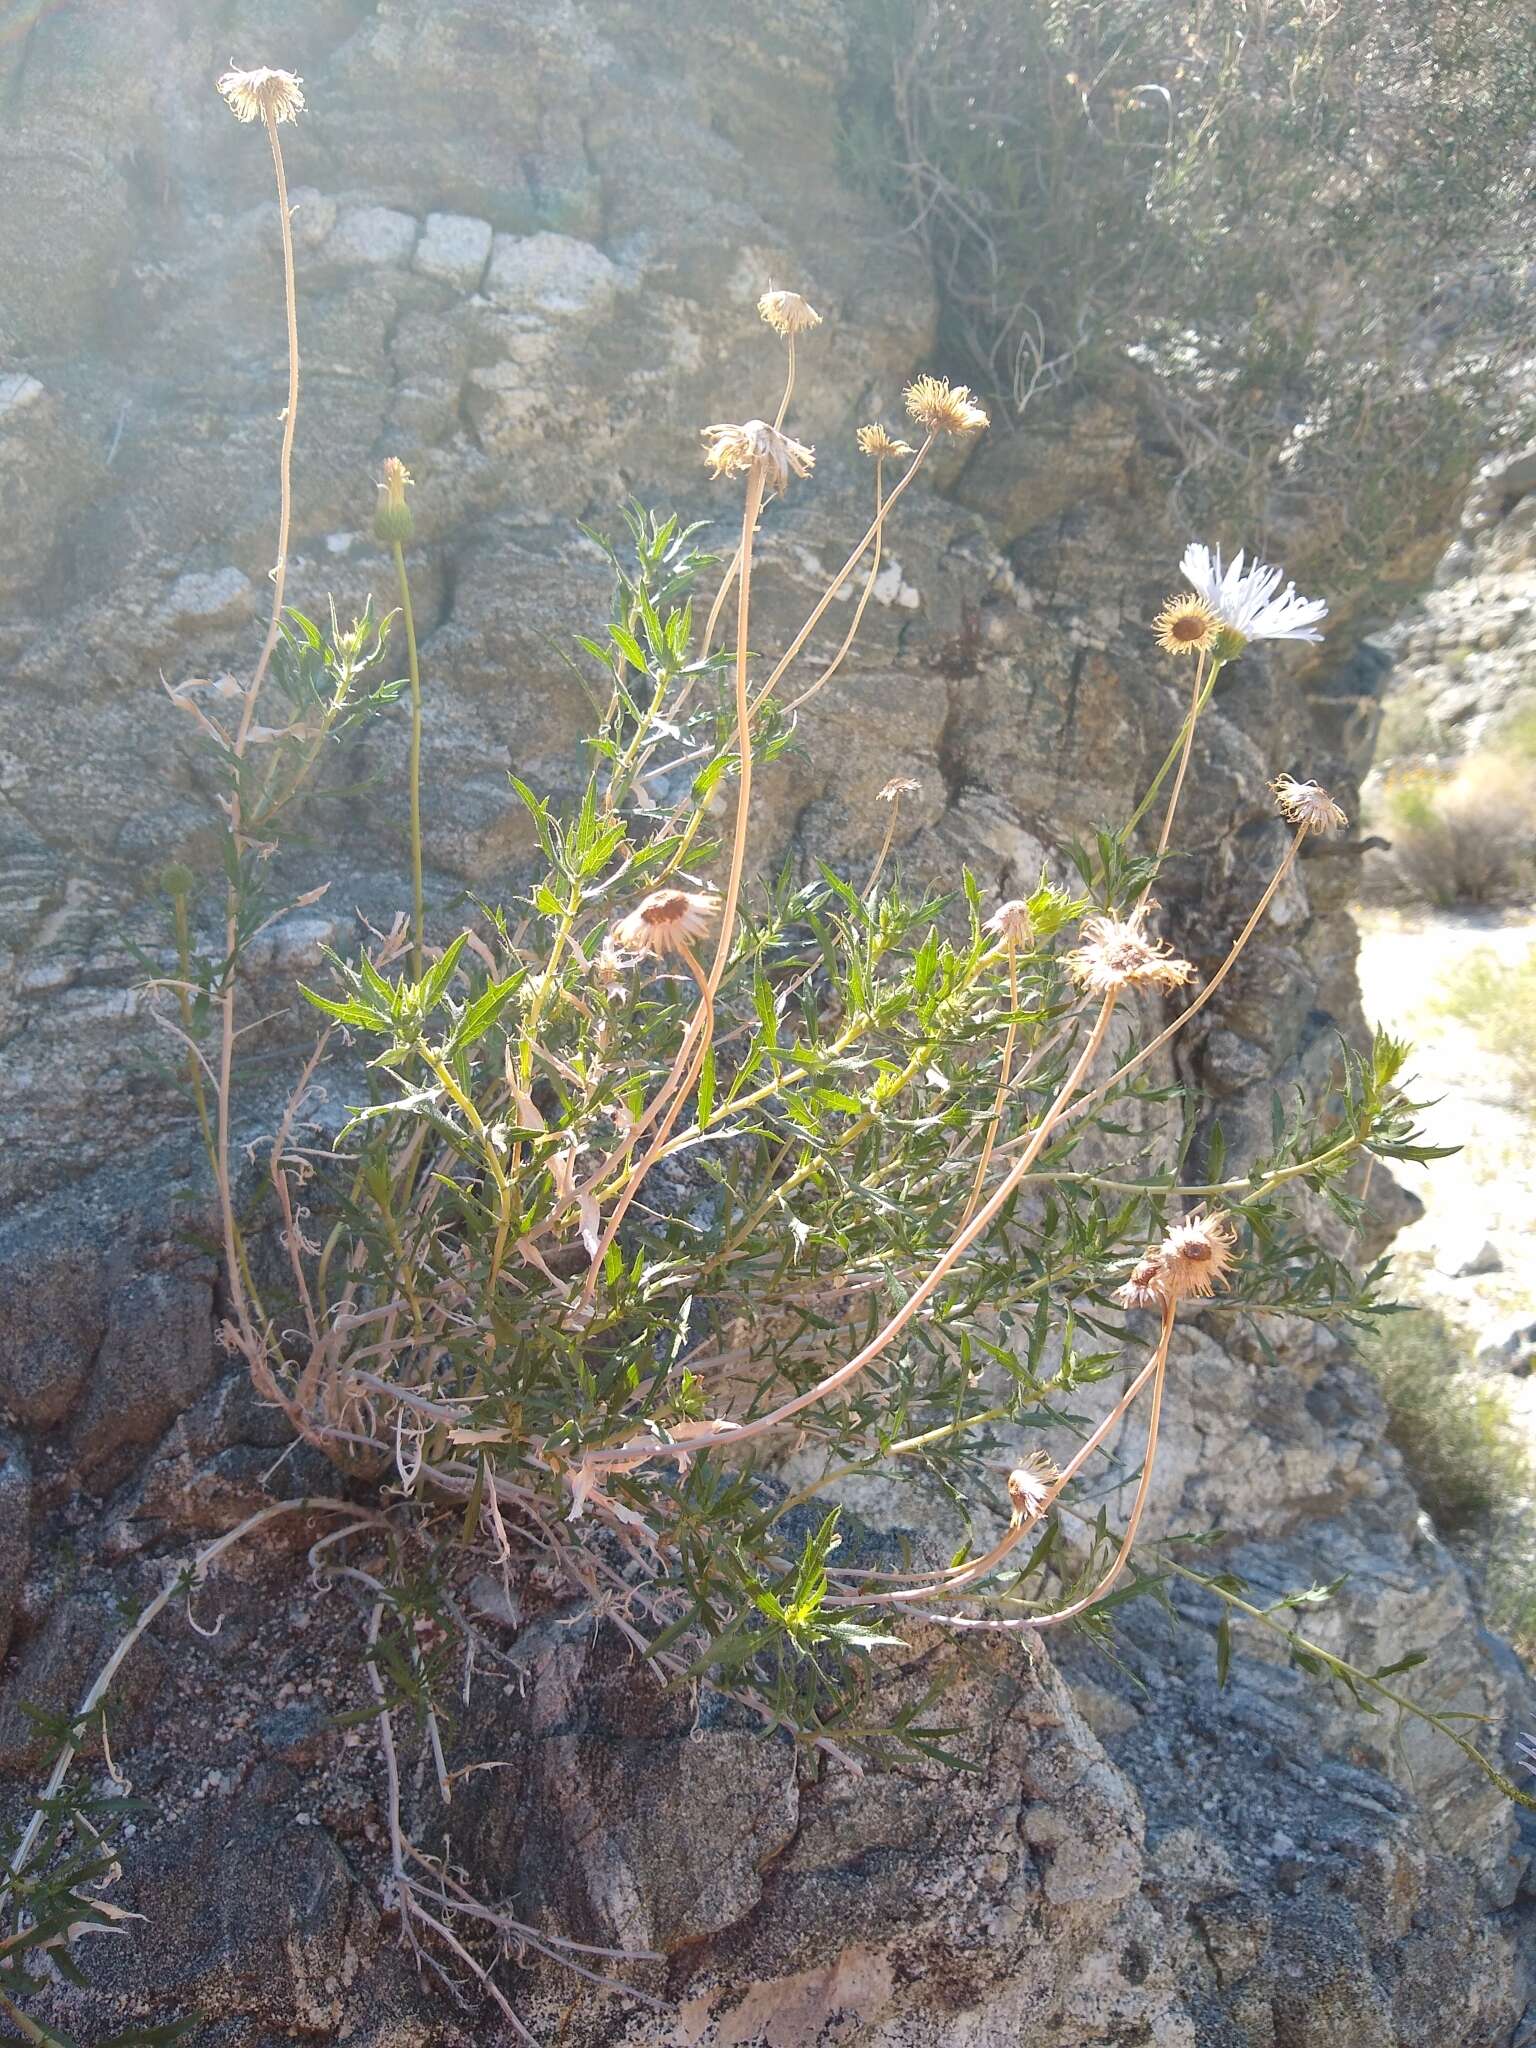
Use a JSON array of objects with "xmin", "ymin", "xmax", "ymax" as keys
[{"xmin": 1180, "ymin": 543, "xmax": 1328, "ymax": 647}]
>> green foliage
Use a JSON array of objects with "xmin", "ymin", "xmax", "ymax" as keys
[
  {"xmin": 845, "ymin": 0, "xmax": 1534, "ymax": 589},
  {"xmin": 1357, "ymin": 1308, "xmax": 1536, "ymax": 1651},
  {"xmin": 176, "ymin": 507, "xmax": 1438, "ymax": 1757},
  {"xmin": 1432, "ymin": 944, "xmax": 1536, "ymax": 1090}
]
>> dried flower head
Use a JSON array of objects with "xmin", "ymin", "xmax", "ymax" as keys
[
  {"xmin": 702, "ymin": 420, "xmax": 815, "ymax": 493},
  {"xmin": 1152, "ymin": 592, "xmax": 1220, "ymax": 659},
  {"xmin": 374, "ymin": 456, "xmax": 415, "ymax": 546},
  {"xmin": 1270, "ymin": 774, "xmax": 1348, "ymax": 835},
  {"xmin": 611, "ymin": 888, "xmax": 720, "ymax": 960},
  {"xmin": 1154, "ymin": 1212, "xmax": 1237, "ymax": 1302},
  {"xmin": 903, "ymin": 375, "xmax": 990, "ymax": 437},
  {"xmin": 1115, "ymin": 1252, "xmax": 1168, "ymax": 1313},
  {"xmin": 877, "ymin": 775, "xmax": 920, "ymax": 803},
  {"xmin": 1007, "ymin": 1448, "xmax": 1062, "ymax": 1528},
  {"xmin": 985, "ymin": 899, "xmax": 1034, "ymax": 947},
  {"xmin": 1180, "ymin": 543, "xmax": 1327, "ymax": 649},
  {"xmin": 857, "ymin": 423, "xmax": 915, "ymax": 461},
  {"xmin": 1063, "ymin": 912, "xmax": 1194, "ymax": 998},
  {"xmin": 1115, "ymin": 1212, "xmax": 1236, "ymax": 1311},
  {"xmin": 216, "ymin": 65, "xmax": 305, "ymax": 123},
  {"xmin": 757, "ymin": 289, "xmax": 822, "ymax": 337}
]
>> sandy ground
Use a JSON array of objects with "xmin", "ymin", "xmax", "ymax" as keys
[{"xmin": 1354, "ymin": 906, "xmax": 1536, "ymax": 1400}]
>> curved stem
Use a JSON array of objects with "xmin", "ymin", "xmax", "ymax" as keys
[
  {"xmin": 828, "ymin": 1302, "xmax": 1173, "ymax": 1602},
  {"xmin": 391, "ymin": 538, "xmax": 425, "ymax": 979},
  {"xmin": 1029, "ymin": 1303, "xmax": 1173, "ymax": 1626}
]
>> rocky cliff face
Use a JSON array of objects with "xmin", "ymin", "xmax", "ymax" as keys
[{"xmin": 2, "ymin": 3, "xmax": 1531, "ymax": 2043}]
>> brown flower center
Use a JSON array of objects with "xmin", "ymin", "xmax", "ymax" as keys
[
  {"xmin": 644, "ymin": 892, "xmax": 690, "ymax": 925},
  {"xmin": 1168, "ymin": 612, "xmax": 1207, "ymax": 643}
]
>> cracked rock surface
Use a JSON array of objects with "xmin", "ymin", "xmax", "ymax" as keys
[{"xmin": 2, "ymin": 3, "xmax": 1532, "ymax": 2042}]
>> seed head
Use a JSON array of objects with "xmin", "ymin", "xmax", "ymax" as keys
[
  {"xmin": 702, "ymin": 419, "xmax": 815, "ymax": 494},
  {"xmin": 374, "ymin": 457, "xmax": 415, "ymax": 547},
  {"xmin": 985, "ymin": 899, "xmax": 1034, "ymax": 947},
  {"xmin": 611, "ymin": 889, "xmax": 720, "ymax": 961},
  {"xmin": 877, "ymin": 775, "xmax": 920, "ymax": 804},
  {"xmin": 857, "ymin": 423, "xmax": 914, "ymax": 461},
  {"xmin": 1007, "ymin": 1448, "xmax": 1062, "ymax": 1529},
  {"xmin": 1270, "ymin": 774, "xmax": 1348, "ymax": 836},
  {"xmin": 216, "ymin": 66, "xmax": 305, "ymax": 124},
  {"xmin": 757, "ymin": 289, "xmax": 822, "ymax": 337},
  {"xmin": 1152, "ymin": 592, "xmax": 1220, "ymax": 659},
  {"xmin": 903, "ymin": 375, "xmax": 989, "ymax": 437},
  {"xmin": 1063, "ymin": 911, "xmax": 1194, "ymax": 998}
]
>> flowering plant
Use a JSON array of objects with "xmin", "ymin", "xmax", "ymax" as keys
[{"xmin": 16, "ymin": 57, "xmax": 1517, "ymax": 2045}]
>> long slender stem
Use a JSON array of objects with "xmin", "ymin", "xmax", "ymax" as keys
[
  {"xmin": 216, "ymin": 107, "xmax": 301, "ymax": 1349},
  {"xmin": 392, "ymin": 538, "xmax": 425, "ymax": 979},
  {"xmin": 1135, "ymin": 651, "xmax": 1208, "ymax": 914},
  {"xmin": 704, "ymin": 463, "xmax": 768, "ymax": 999},
  {"xmin": 748, "ymin": 436, "xmax": 934, "ymax": 714},
  {"xmin": 1123, "ymin": 657, "xmax": 1223, "ymax": 846}
]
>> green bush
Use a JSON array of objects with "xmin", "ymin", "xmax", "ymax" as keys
[
  {"xmin": 1433, "ymin": 944, "xmax": 1536, "ymax": 1090},
  {"xmin": 1360, "ymin": 1309, "xmax": 1536, "ymax": 1650}
]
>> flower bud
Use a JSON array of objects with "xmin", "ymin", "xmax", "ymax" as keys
[
  {"xmin": 160, "ymin": 863, "xmax": 196, "ymax": 900},
  {"xmin": 374, "ymin": 457, "xmax": 415, "ymax": 546}
]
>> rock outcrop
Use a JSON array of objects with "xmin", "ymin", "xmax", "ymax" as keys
[{"xmin": 2, "ymin": 3, "xmax": 1531, "ymax": 2043}]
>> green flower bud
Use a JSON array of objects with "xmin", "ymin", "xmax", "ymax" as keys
[
  {"xmin": 160, "ymin": 862, "xmax": 196, "ymax": 900},
  {"xmin": 374, "ymin": 456, "xmax": 415, "ymax": 546}
]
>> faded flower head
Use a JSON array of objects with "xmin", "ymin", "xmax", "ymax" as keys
[
  {"xmin": 1007, "ymin": 1448, "xmax": 1062, "ymax": 1528},
  {"xmin": 1152, "ymin": 592, "xmax": 1220, "ymax": 659},
  {"xmin": 985, "ymin": 899, "xmax": 1034, "ymax": 947},
  {"xmin": 702, "ymin": 420, "xmax": 815, "ymax": 494},
  {"xmin": 877, "ymin": 775, "xmax": 920, "ymax": 804},
  {"xmin": 1270, "ymin": 773, "xmax": 1348, "ymax": 836},
  {"xmin": 1115, "ymin": 1252, "xmax": 1167, "ymax": 1313},
  {"xmin": 373, "ymin": 457, "xmax": 415, "ymax": 546},
  {"xmin": 857, "ymin": 423, "xmax": 914, "ymax": 461},
  {"xmin": 216, "ymin": 65, "xmax": 305, "ymax": 123},
  {"xmin": 1155, "ymin": 1212, "xmax": 1237, "ymax": 1303},
  {"xmin": 903, "ymin": 375, "xmax": 989, "ymax": 438},
  {"xmin": 1180, "ymin": 543, "xmax": 1328, "ymax": 650},
  {"xmin": 1115, "ymin": 1212, "xmax": 1236, "ymax": 1310},
  {"xmin": 758, "ymin": 289, "xmax": 822, "ymax": 337},
  {"xmin": 1064, "ymin": 911, "xmax": 1194, "ymax": 999},
  {"xmin": 612, "ymin": 888, "xmax": 720, "ymax": 961}
]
